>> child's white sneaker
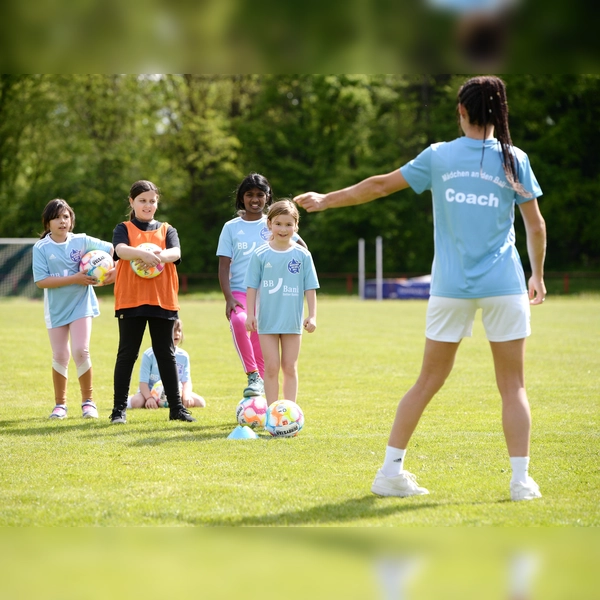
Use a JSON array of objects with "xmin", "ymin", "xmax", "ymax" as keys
[
  {"xmin": 49, "ymin": 405, "xmax": 67, "ymax": 419},
  {"xmin": 510, "ymin": 476, "xmax": 542, "ymax": 501},
  {"xmin": 81, "ymin": 400, "xmax": 99, "ymax": 419},
  {"xmin": 371, "ymin": 470, "xmax": 429, "ymax": 497}
]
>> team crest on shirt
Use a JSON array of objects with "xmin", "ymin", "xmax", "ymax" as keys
[
  {"xmin": 260, "ymin": 227, "xmax": 270, "ymax": 241},
  {"xmin": 288, "ymin": 258, "xmax": 301, "ymax": 274},
  {"xmin": 70, "ymin": 249, "xmax": 82, "ymax": 263}
]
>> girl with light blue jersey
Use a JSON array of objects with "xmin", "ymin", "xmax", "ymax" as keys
[
  {"xmin": 295, "ymin": 76, "xmax": 547, "ymax": 502},
  {"xmin": 245, "ymin": 200, "xmax": 319, "ymax": 406},
  {"xmin": 217, "ymin": 174, "xmax": 306, "ymax": 400},
  {"xmin": 127, "ymin": 319, "xmax": 205, "ymax": 409},
  {"xmin": 32, "ymin": 199, "xmax": 114, "ymax": 420}
]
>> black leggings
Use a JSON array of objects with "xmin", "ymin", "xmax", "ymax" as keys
[{"xmin": 113, "ymin": 317, "xmax": 181, "ymax": 411}]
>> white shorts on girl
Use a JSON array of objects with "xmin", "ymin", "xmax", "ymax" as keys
[{"xmin": 425, "ymin": 294, "xmax": 531, "ymax": 343}]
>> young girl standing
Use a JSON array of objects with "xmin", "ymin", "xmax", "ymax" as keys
[
  {"xmin": 109, "ymin": 180, "xmax": 196, "ymax": 424},
  {"xmin": 127, "ymin": 319, "xmax": 206, "ymax": 409},
  {"xmin": 217, "ymin": 173, "xmax": 306, "ymax": 400},
  {"xmin": 244, "ymin": 200, "xmax": 319, "ymax": 406},
  {"xmin": 32, "ymin": 198, "xmax": 114, "ymax": 420}
]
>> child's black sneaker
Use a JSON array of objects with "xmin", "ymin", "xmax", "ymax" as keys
[
  {"xmin": 110, "ymin": 408, "xmax": 127, "ymax": 424},
  {"xmin": 169, "ymin": 407, "xmax": 197, "ymax": 422}
]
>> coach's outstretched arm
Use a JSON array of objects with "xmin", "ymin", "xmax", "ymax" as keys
[{"xmin": 294, "ymin": 170, "xmax": 409, "ymax": 212}]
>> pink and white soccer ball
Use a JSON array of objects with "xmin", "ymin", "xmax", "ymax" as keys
[
  {"xmin": 130, "ymin": 242, "xmax": 165, "ymax": 279},
  {"xmin": 264, "ymin": 399, "xmax": 305, "ymax": 437},
  {"xmin": 236, "ymin": 396, "xmax": 268, "ymax": 429},
  {"xmin": 79, "ymin": 250, "xmax": 114, "ymax": 286}
]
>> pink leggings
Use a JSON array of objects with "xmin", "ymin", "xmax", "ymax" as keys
[
  {"xmin": 47, "ymin": 317, "xmax": 92, "ymax": 374},
  {"xmin": 230, "ymin": 291, "xmax": 264, "ymax": 377}
]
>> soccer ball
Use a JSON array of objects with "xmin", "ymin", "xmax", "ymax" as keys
[
  {"xmin": 150, "ymin": 380, "xmax": 168, "ymax": 407},
  {"xmin": 236, "ymin": 396, "xmax": 268, "ymax": 429},
  {"xmin": 79, "ymin": 250, "xmax": 114, "ymax": 286},
  {"xmin": 264, "ymin": 399, "xmax": 304, "ymax": 438},
  {"xmin": 130, "ymin": 242, "xmax": 165, "ymax": 279},
  {"xmin": 150, "ymin": 380, "xmax": 182, "ymax": 407}
]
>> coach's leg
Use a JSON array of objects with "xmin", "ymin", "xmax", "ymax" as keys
[
  {"xmin": 490, "ymin": 338, "xmax": 540, "ymax": 500},
  {"xmin": 388, "ymin": 338, "xmax": 460, "ymax": 449},
  {"xmin": 490, "ymin": 339, "xmax": 530, "ymax": 456},
  {"xmin": 372, "ymin": 338, "xmax": 459, "ymax": 496}
]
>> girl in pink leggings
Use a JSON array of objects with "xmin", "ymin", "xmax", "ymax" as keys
[{"xmin": 217, "ymin": 173, "xmax": 306, "ymax": 399}]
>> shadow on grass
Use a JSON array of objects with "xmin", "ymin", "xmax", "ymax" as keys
[
  {"xmin": 0, "ymin": 418, "xmax": 233, "ymax": 442},
  {"xmin": 182, "ymin": 494, "xmax": 438, "ymax": 526}
]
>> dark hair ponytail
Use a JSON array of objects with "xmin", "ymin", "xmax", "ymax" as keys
[{"xmin": 458, "ymin": 76, "xmax": 532, "ymax": 198}]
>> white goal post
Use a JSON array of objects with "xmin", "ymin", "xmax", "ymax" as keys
[{"xmin": 0, "ymin": 238, "xmax": 41, "ymax": 298}]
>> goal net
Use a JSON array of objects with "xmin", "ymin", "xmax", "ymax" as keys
[{"xmin": 0, "ymin": 238, "xmax": 42, "ymax": 298}]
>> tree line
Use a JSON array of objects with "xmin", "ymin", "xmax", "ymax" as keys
[{"xmin": 1, "ymin": 74, "xmax": 599, "ymax": 276}]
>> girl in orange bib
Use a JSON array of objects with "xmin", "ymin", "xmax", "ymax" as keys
[{"xmin": 109, "ymin": 180, "xmax": 196, "ymax": 424}]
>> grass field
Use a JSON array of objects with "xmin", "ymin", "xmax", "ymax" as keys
[{"xmin": 0, "ymin": 295, "xmax": 598, "ymax": 528}]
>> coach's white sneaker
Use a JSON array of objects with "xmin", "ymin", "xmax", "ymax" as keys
[
  {"xmin": 510, "ymin": 476, "xmax": 542, "ymax": 501},
  {"xmin": 371, "ymin": 470, "xmax": 429, "ymax": 497}
]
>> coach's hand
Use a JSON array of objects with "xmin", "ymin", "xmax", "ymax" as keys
[{"xmin": 293, "ymin": 192, "xmax": 327, "ymax": 213}]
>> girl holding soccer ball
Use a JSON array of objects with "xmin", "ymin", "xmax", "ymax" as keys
[
  {"xmin": 216, "ymin": 173, "xmax": 307, "ymax": 400},
  {"xmin": 32, "ymin": 198, "xmax": 114, "ymax": 420},
  {"xmin": 109, "ymin": 180, "xmax": 195, "ymax": 424},
  {"xmin": 294, "ymin": 75, "xmax": 547, "ymax": 502}
]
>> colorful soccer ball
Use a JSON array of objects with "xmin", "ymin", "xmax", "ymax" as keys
[
  {"xmin": 130, "ymin": 242, "xmax": 165, "ymax": 279},
  {"xmin": 264, "ymin": 399, "xmax": 305, "ymax": 438},
  {"xmin": 236, "ymin": 396, "xmax": 268, "ymax": 429},
  {"xmin": 150, "ymin": 380, "xmax": 167, "ymax": 407},
  {"xmin": 79, "ymin": 250, "xmax": 114, "ymax": 286},
  {"xmin": 150, "ymin": 380, "xmax": 182, "ymax": 407}
]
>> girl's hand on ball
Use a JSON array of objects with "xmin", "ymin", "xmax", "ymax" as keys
[{"xmin": 74, "ymin": 271, "xmax": 98, "ymax": 286}]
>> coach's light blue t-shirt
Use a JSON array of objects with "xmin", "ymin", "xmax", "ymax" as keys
[
  {"xmin": 401, "ymin": 136, "xmax": 542, "ymax": 299},
  {"xmin": 244, "ymin": 243, "xmax": 319, "ymax": 334}
]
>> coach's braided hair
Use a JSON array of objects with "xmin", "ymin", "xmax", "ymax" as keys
[{"xmin": 458, "ymin": 76, "xmax": 532, "ymax": 198}]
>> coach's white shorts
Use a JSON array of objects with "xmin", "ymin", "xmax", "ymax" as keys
[{"xmin": 425, "ymin": 294, "xmax": 531, "ymax": 343}]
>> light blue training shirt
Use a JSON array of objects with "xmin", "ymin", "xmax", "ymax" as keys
[
  {"xmin": 244, "ymin": 243, "xmax": 320, "ymax": 334},
  {"xmin": 216, "ymin": 215, "xmax": 300, "ymax": 293},
  {"xmin": 32, "ymin": 233, "xmax": 113, "ymax": 328},
  {"xmin": 138, "ymin": 346, "xmax": 191, "ymax": 388},
  {"xmin": 400, "ymin": 136, "xmax": 542, "ymax": 298},
  {"xmin": 216, "ymin": 216, "xmax": 274, "ymax": 292}
]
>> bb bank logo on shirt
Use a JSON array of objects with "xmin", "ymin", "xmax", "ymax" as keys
[
  {"xmin": 264, "ymin": 278, "xmax": 283, "ymax": 294},
  {"xmin": 260, "ymin": 227, "xmax": 270, "ymax": 241},
  {"xmin": 445, "ymin": 188, "xmax": 499, "ymax": 208},
  {"xmin": 263, "ymin": 278, "xmax": 299, "ymax": 296}
]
